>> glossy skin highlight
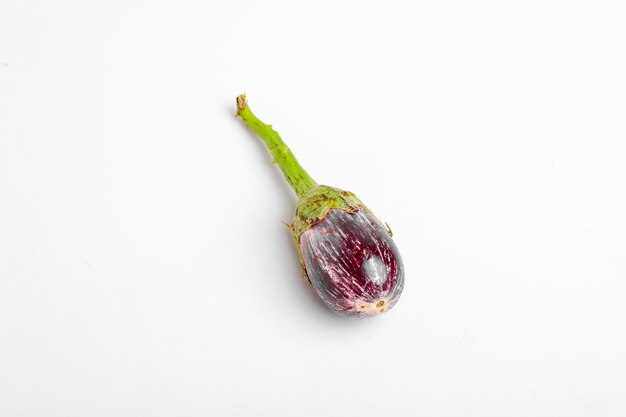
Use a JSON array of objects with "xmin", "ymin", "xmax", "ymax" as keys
[{"xmin": 300, "ymin": 208, "xmax": 404, "ymax": 317}]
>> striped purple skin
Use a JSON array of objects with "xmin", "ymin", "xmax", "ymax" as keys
[{"xmin": 299, "ymin": 208, "xmax": 404, "ymax": 317}]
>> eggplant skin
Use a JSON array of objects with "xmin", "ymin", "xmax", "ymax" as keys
[{"xmin": 299, "ymin": 208, "xmax": 404, "ymax": 317}]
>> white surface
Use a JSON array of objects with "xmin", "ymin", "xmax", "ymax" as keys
[{"xmin": 1, "ymin": 1, "xmax": 625, "ymax": 416}]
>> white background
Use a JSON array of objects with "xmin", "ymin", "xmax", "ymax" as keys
[{"xmin": 1, "ymin": 1, "xmax": 625, "ymax": 416}]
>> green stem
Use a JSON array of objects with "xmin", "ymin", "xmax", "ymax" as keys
[{"xmin": 236, "ymin": 94, "xmax": 318, "ymax": 198}]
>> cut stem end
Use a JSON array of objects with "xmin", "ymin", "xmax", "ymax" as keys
[{"xmin": 236, "ymin": 94, "xmax": 248, "ymax": 116}]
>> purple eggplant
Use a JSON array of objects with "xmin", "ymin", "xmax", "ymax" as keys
[{"xmin": 236, "ymin": 95, "xmax": 404, "ymax": 318}]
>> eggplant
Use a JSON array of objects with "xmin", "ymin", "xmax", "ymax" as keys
[{"xmin": 236, "ymin": 95, "xmax": 404, "ymax": 317}]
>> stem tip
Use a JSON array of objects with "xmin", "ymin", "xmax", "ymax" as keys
[{"xmin": 236, "ymin": 94, "xmax": 248, "ymax": 115}]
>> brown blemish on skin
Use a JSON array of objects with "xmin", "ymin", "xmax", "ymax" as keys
[
  {"xmin": 376, "ymin": 300, "xmax": 385, "ymax": 308},
  {"xmin": 360, "ymin": 305, "xmax": 365, "ymax": 309}
]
